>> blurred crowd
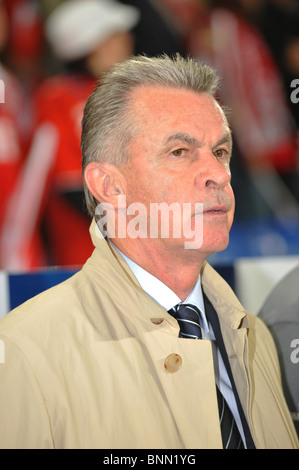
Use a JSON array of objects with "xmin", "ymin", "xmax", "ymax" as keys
[{"xmin": 0, "ymin": 0, "xmax": 298, "ymax": 271}]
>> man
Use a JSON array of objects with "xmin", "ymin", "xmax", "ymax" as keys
[{"xmin": 0, "ymin": 54, "xmax": 298, "ymax": 449}]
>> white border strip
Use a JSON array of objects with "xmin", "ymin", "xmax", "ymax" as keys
[{"xmin": 0, "ymin": 271, "xmax": 9, "ymax": 318}]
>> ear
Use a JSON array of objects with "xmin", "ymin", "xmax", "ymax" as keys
[{"xmin": 84, "ymin": 161, "xmax": 127, "ymax": 208}]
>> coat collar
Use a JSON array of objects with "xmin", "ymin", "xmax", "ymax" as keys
[
  {"xmin": 87, "ymin": 218, "xmax": 172, "ymax": 321},
  {"xmin": 201, "ymin": 261, "xmax": 249, "ymax": 331},
  {"xmin": 88, "ymin": 218, "xmax": 249, "ymax": 330}
]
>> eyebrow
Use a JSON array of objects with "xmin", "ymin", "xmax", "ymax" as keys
[
  {"xmin": 214, "ymin": 133, "xmax": 232, "ymax": 149},
  {"xmin": 164, "ymin": 131, "xmax": 232, "ymax": 149},
  {"xmin": 164, "ymin": 132, "xmax": 202, "ymax": 148}
]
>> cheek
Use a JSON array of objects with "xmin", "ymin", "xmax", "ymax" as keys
[
  {"xmin": 125, "ymin": 177, "xmax": 158, "ymax": 206},
  {"xmin": 136, "ymin": 176, "xmax": 175, "ymax": 205},
  {"xmin": 228, "ymin": 189, "xmax": 235, "ymax": 226}
]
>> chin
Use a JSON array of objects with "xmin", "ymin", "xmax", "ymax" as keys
[{"xmin": 201, "ymin": 234, "xmax": 230, "ymax": 255}]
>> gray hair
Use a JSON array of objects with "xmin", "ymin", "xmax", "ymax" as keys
[{"xmin": 81, "ymin": 53, "xmax": 221, "ymax": 217}]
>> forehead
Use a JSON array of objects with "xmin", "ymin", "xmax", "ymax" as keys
[{"xmin": 129, "ymin": 85, "xmax": 228, "ymax": 130}]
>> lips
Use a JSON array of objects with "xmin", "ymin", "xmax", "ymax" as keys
[
  {"xmin": 204, "ymin": 205, "xmax": 228, "ymax": 214},
  {"xmin": 203, "ymin": 193, "xmax": 232, "ymax": 214}
]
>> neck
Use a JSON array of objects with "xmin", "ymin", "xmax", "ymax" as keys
[{"xmin": 111, "ymin": 237, "xmax": 205, "ymax": 301}]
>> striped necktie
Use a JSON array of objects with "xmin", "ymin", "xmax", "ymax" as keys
[{"xmin": 168, "ymin": 303, "xmax": 244, "ymax": 449}]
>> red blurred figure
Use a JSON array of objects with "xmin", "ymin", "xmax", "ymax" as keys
[
  {"xmin": 0, "ymin": 1, "xmax": 28, "ymax": 238},
  {"xmin": 0, "ymin": 0, "xmax": 139, "ymax": 269}
]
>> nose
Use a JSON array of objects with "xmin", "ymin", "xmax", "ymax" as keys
[{"xmin": 198, "ymin": 152, "xmax": 231, "ymax": 189}]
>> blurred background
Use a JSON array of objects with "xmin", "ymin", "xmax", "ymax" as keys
[{"xmin": 0, "ymin": 0, "xmax": 298, "ymax": 436}]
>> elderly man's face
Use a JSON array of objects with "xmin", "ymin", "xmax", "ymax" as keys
[{"xmin": 120, "ymin": 85, "xmax": 235, "ymax": 259}]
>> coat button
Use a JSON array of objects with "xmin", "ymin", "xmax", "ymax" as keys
[
  {"xmin": 151, "ymin": 318, "xmax": 164, "ymax": 325},
  {"xmin": 164, "ymin": 353, "xmax": 182, "ymax": 373}
]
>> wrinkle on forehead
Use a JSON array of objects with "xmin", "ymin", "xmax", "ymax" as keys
[{"xmin": 127, "ymin": 86, "xmax": 231, "ymax": 160}]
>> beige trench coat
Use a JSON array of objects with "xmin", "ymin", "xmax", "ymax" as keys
[{"xmin": 0, "ymin": 220, "xmax": 298, "ymax": 449}]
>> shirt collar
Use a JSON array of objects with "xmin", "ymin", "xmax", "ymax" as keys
[{"xmin": 111, "ymin": 243, "xmax": 209, "ymax": 333}]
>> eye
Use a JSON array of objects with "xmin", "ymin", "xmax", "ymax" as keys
[
  {"xmin": 214, "ymin": 148, "xmax": 228, "ymax": 159},
  {"xmin": 171, "ymin": 148, "xmax": 188, "ymax": 158}
]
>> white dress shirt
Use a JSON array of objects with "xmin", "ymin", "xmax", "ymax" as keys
[{"xmin": 113, "ymin": 245, "xmax": 246, "ymax": 446}]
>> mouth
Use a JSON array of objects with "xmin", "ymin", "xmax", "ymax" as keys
[{"xmin": 204, "ymin": 205, "xmax": 229, "ymax": 214}]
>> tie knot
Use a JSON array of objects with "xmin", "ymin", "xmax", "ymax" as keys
[{"xmin": 168, "ymin": 303, "xmax": 202, "ymax": 339}]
